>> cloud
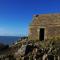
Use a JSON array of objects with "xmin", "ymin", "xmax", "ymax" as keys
[
  {"xmin": 0, "ymin": 27, "xmax": 20, "ymax": 36},
  {"xmin": 0, "ymin": 27, "xmax": 10, "ymax": 36},
  {"xmin": 0, "ymin": 26, "xmax": 28, "ymax": 36}
]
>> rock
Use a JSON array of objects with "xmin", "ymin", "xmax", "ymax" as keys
[{"xmin": 15, "ymin": 45, "xmax": 27, "ymax": 57}]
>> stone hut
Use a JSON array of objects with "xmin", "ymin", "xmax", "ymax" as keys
[{"xmin": 29, "ymin": 14, "xmax": 60, "ymax": 41}]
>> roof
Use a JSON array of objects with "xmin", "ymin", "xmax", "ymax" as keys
[{"xmin": 30, "ymin": 13, "xmax": 60, "ymax": 26}]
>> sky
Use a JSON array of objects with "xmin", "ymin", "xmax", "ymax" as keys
[{"xmin": 0, "ymin": 0, "xmax": 60, "ymax": 36}]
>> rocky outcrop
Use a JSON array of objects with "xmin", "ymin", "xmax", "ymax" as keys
[{"xmin": 0, "ymin": 38, "xmax": 60, "ymax": 60}]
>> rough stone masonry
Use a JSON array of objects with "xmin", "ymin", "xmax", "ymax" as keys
[{"xmin": 29, "ymin": 14, "xmax": 60, "ymax": 41}]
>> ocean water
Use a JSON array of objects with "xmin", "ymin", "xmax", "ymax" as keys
[{"xmin": 0, "ymin": 36, "xmax": 20, "ymax": 45}]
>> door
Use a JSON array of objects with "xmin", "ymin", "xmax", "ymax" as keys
[{"xmin": 39, "ymin": 28, "xmax": 44, "ymax": 41}]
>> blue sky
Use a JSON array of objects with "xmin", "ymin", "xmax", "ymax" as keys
[{"xmin": 0, "ymin": 0, "xmax": 60, "ymax": 36}]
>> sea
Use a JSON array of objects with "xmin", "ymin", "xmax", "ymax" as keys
[{"xmin": 0, "ymin": 36, "xmax": 20, "ymax": 45}]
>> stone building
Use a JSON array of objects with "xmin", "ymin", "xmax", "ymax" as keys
[{"xmin": 29, "ymin": 14, "xmax": 60, "ymax": 41}]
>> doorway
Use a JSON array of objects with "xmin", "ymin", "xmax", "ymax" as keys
[{"xmin": 39, "ymin": 28, "xmax": 44, "ymax": 41}]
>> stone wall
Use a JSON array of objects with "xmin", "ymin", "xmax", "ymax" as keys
[{"xmin": 29, "ymin": 14, "xmax": 60, "ymax": 40}]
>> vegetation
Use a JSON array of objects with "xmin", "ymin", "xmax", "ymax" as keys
[
  {"xmin": 23, "ymin": 38, "xmax": 60, "ymax": 60},
  {"xmin": 0, "ymin": 37, "xmax": 60, "ymax": 60}
]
